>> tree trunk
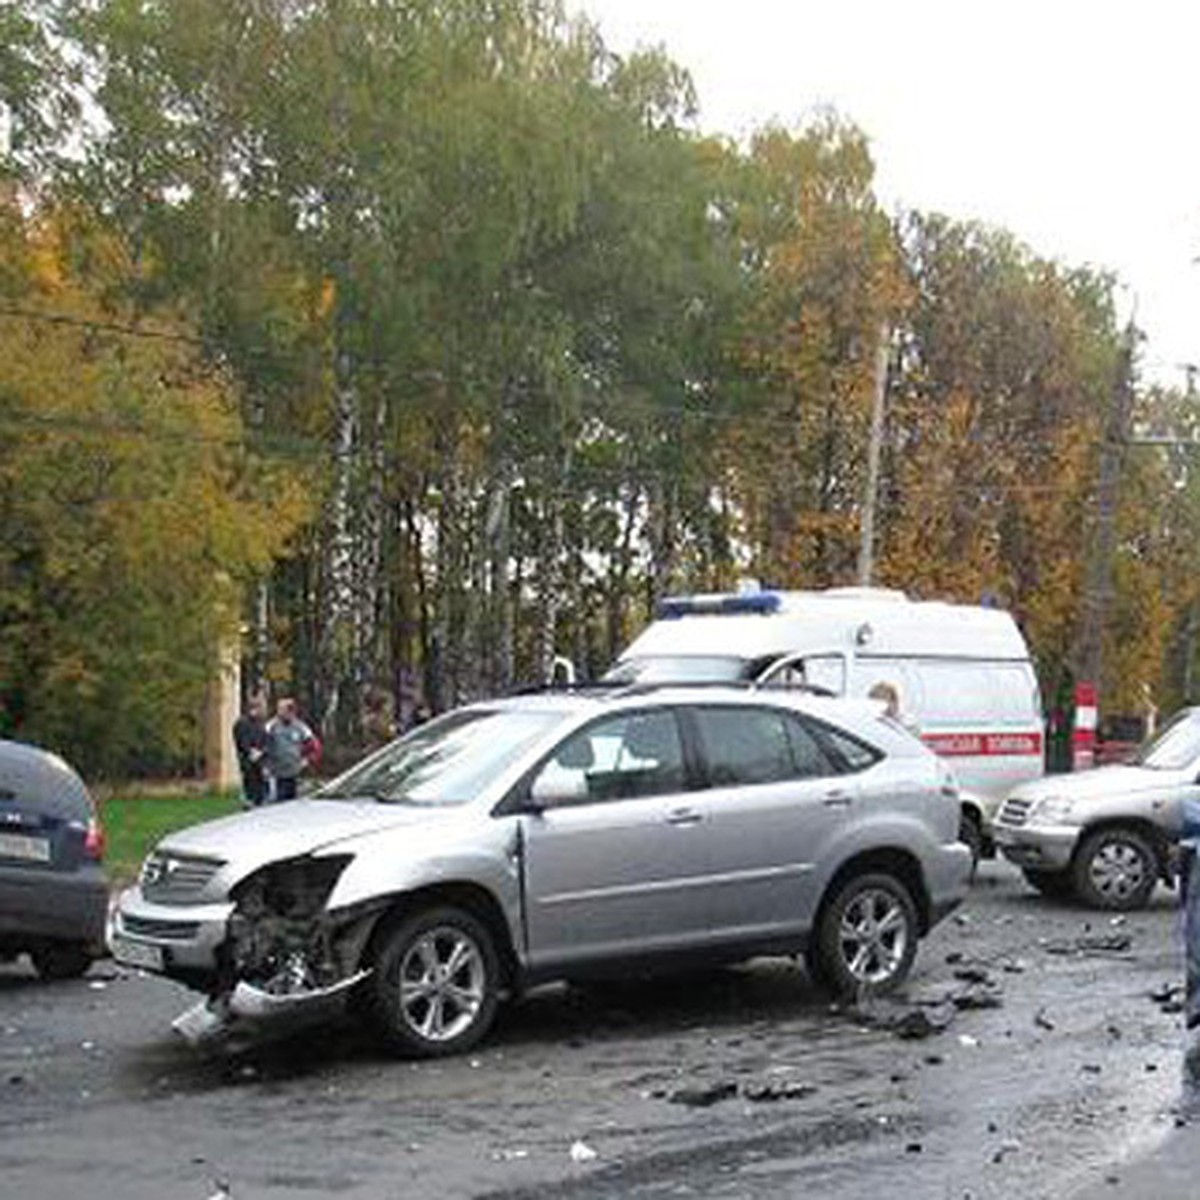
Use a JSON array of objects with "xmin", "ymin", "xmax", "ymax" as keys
[{"xmin": 317, "ymin": 346, "xmax": 359, "ymax": 735}]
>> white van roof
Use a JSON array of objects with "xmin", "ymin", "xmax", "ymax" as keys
[{"xmin": 622, "ymin": 588, "xmax": 1029, "ymax": 662}]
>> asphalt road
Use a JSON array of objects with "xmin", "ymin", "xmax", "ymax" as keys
[{"xmin": 0, "ymin": 861, "xmax": 1193, "ymax": 1200}]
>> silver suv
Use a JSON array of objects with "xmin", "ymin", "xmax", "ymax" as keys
[
  {"xmin": 994, "ymin": 706, "xmax": 1200, "ymax": 910},
  {"xmin": 112, "ymin": 687, "xmax": 970, "ymax": 1056}
]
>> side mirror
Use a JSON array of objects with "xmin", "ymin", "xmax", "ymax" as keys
[{"xmin": 529, "ymin": 771, "xmax": 588, "ymax": 808}]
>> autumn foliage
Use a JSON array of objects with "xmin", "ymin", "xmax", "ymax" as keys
[{"xmin": 0, "ymin": 1, "xmax": 1189, "ymax": 773}]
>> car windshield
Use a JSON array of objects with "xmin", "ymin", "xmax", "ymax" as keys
[
  {"xmin": 1133, "ymin": 711, "xmax": 1200, "ymax": 770},
  {"xmin": 317, "ymin": 708, "xmax": 564, "ymax": 805},
  {"xmin": 603, "ymin": 655, "xmax": 750, "ymax": 684}
]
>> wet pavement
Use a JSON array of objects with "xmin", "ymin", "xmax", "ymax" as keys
[{"xmin": 0, "ymin": 861, "xmax": 1195, "ymax": 1199}]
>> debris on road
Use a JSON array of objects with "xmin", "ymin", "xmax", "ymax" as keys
[
  {"xmin": 492, "ymin": 1148, "xmax": 530, "ymax": 1162},
  {"xmin": 666, "ymin": 1076, "xmax": 819, "ymax": 1106},
  {"xmin": 668, "ymin": 1081, "xmax": 738, "ymax": 1108},
  {"xmin": 742, "ymin": 1080, "xmax": 819, "ymax": 1103},
  {"xmin": 569, "ymin": 1140, "xmax": 598, "ymax": 1163},
  {"xmin": 950, "ymin": 984, "xmax": 1003, "ymax": 1012},
  {"xmin": 1042, "ymin": 933, "xmax": 1133, "ymax": 956},
  {"xmin": 1034, "ymin": 1008, "xmax": 1056, "ymax": 1031},
  {"xmin": 992, "ymin": 1138, "xmax": 1022, "ymax": 1163},
  {"xmin": 1150, "ymin": 983, "xmax": 1186, "ymax": 1014},
  {"xmin": 952, "ymin": 965, "xmax": 992, "ymax": 985}
]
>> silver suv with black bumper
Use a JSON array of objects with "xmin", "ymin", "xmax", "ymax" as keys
[{"xmin": 113, "ymin": 687, "xmax": 970, "ymax": 1057}]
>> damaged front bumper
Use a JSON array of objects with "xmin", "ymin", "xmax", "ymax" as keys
[
  {"xmin": 172, "ymin": 968, "xmax": 372, "ymax": 1047},
  {"xmin": 115, "ymin": 854, "xmax": 383, "ymax": 1048}
]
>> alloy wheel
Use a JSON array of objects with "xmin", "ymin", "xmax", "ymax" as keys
[
  {"xmin": 397, "ymin": 925, "xmax": 487, "ymax": 1044},
  {"xmin": 837, "ymin": 887, "xmax": 910, "ymax": 986}
]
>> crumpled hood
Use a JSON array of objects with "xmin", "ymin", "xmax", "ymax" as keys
[
  {"xmin": 158, "ymin": 798, "xmax": 467, "ymax": 881},
  {"xmin": 1012, "ymin": 764, "xmax": 1190, "ymax": 804}
]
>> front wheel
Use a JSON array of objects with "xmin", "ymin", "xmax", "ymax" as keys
[
  {"xmin": 812, "ymin": 873, "xmax": 919, "ymax": 999},
  {"xmin": 365, "ymin": 905, "xmax": 501, "ymax": 1058},
  {"xmin": 1072, "ymin": 827, "xmax": 1159, "ymax": 911}
]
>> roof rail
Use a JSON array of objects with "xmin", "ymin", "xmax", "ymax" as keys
[
  {"xmin": 611, "ymin": 679, "xmax": 757, "ymax": 699},
  {"xmin": 611, "ymin": 680, "xmax": 837, "ymax": 700},
  {"xmin": 503, "ymin": 678, "xmax": 617, "ymax": 698},
  {"xmin": 504, "ymin": 678, "xmax": 840, "ymax": 702}
]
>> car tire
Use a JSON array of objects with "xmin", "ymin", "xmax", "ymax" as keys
[
  {"xmin": 31, "ymin": 942, "xmax": 93, "ymax": 981},
  {"xmin": 1021, "ymin": 868, "xmax": 1075, "ymax": 900},
  {"xmin": 366, "ymin": 905, "xmax": 501, "ymax": 1058},
  {"xmin": 812, "ymin": 872, "xmax": 920, "ymax": 999},
  {"xmin": 1072, "ymin": 827, "xmax": 1159, "ymax": 911}
]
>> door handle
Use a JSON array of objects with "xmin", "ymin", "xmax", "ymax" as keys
[
  {"xmin": 823, "ymin": 791, "xmax": 852, "ymax": 808},
  {"xmin": 666, "ymin": 807, "xmax": 703, "ymax": 827}
]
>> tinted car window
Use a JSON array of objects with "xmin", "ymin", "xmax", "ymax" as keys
[
  {"xmin": 530, "ymin": 710, "xmax": 687, "ymax": 806},
  {"xmin": 782, "ymin": 713, "xmax": 838, "ymax": 777},
  {"xmin": 694, "ymin": 707, "xmax": 837, "ymax": 786},
  {"xmin": 695, "ymin": 708, "xmax": 792, "ymax": 786},
  {"xmin": 820, "ymin": 725, "xmax": 882, "ymax": 773}
]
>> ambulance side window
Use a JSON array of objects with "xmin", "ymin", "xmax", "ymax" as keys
[
  {"xmin": 803, "ymin": 655, "xmax": 845, "ymax": 695},
  {"xmin": 917, "ymin": 663, "xmax": 994, "ymax": 724},
  {"xmin": 989, "ymin": 666, "xmax": 1041, "ymax": 723}
]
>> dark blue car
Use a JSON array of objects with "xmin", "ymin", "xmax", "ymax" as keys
[{"xmin": 0, "ymin": 739, "xmax": 108, "ymax": 979}]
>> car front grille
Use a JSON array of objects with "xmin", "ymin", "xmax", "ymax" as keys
[
  {"xmin": 140, "ymin": 853, "xmax": 224, "ymax": 905},
  {"xmin": 998, "ymin": 797, "xmax": 1033, "ymax": 827},
  {"xmin": 120, "ymin": 913, "xmax": 201, "ymax": 942}
]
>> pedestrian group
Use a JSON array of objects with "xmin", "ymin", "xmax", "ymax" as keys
[{"xmin": 232, "ymin": 694, "xmax": 321, "ymax": 806}]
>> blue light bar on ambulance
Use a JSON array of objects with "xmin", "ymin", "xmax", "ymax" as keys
[{"xmin": 656, "ymin": 591, "xmax": 783, "ymax": 619}]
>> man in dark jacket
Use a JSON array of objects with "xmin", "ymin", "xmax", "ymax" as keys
[{"xmin": 232, "ymin": 694, "xmax": 269, "ymax": 807}]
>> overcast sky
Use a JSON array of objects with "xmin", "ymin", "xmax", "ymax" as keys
[{"xmin": 574, "ymin": 0, "xmax": 1200, "ymax": 386}]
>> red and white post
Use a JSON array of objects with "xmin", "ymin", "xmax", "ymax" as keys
[{"xmin": 1072, "ymin": 681, "xmax": 1098, "ymax": 771}]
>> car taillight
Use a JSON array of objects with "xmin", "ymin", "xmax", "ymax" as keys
[{"xmin": 84, "ymin": 817, "xmax": 105, "ymax": 861}]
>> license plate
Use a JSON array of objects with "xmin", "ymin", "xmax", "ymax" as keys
[
  {"xmin": 111, "ymin": 936, "xmax": 164, "ymax": 972},
  {"xmin": 0, "ymin": 832, "xmax": 51, "ymax": 863}
]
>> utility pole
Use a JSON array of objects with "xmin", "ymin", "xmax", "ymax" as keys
[
  {"xmin": 1072, "ymin": 325, "xmax": 1136, "ymax": 765},
  {"xmin": 1180, "ymin": 363, "xmax": 1198, "ymax": 702},
  {"xmin": 858, "ymin": 322, "xmax": 891, "ymax": 586}
]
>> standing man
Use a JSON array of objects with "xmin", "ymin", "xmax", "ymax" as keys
[
  {"xmin": 232, "ymin": 694, "xmax": 269, "ymax": 808},
  {"xmin": 265, "ymin": 697, "xmax": 317, "ymax": 803}
]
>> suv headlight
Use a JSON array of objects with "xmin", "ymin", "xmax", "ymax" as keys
[{"xmin": 1030, "ymin": 797, "xmax": 1076, "ymax": 825}]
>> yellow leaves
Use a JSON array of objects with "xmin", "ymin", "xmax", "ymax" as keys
[
  {"xmin": 727, "ymin": 121, "xmax": 909, "ymax": 589},
  {"xmin": 26, "ymin": 228, "xmax": 64, "ymax": 290},
  {"xmin": 316, "ymin": 275, "xmax": 337, "ymax": 320},
  {"xmin": 0, "ymin": 203, "xmax": 313, "ymax": 770}
]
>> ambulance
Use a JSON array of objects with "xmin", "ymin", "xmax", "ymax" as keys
[{"xmin": 606, "ymin": 586, "xmax": 1045, "ymax": 858}]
